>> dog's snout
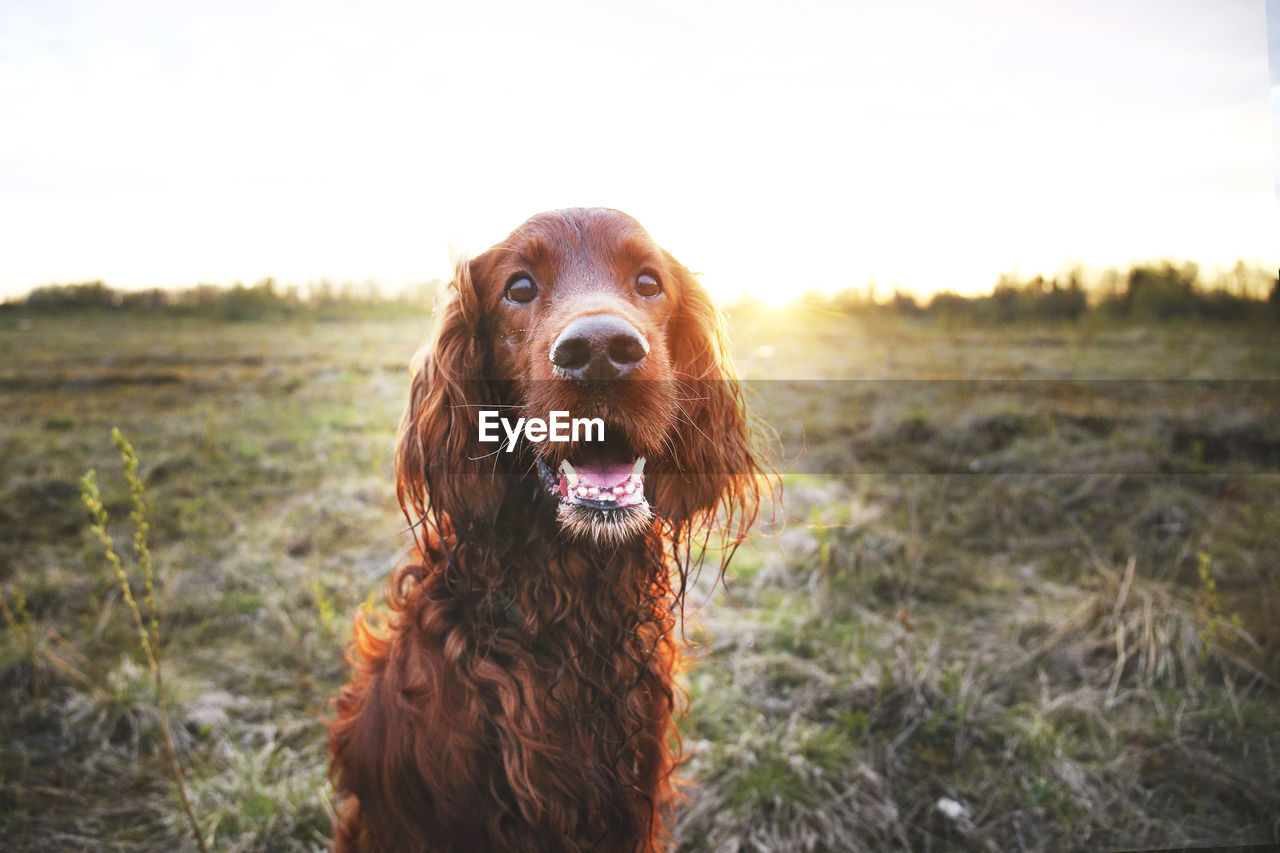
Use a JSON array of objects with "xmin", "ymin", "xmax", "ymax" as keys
[{"xmin": 551, "ymin": 314, "xmax": 649, "ymax": 380}]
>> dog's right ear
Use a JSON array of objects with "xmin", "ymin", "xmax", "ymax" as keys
[{"xmin": 394, "ymin": 252, "xmax": 506, "ymax": 546}]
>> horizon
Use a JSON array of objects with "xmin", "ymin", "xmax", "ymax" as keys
[
  {"xmin": 2, "ymin": 1, "xmax": 1277, "ymax": 304},
  {"xmin": 7, "ymin": 255, "xmax": 1274, "ymax": 310}
]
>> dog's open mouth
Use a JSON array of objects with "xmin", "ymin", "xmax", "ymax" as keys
[
  {"xmin": 541, "ymin": 456, "xmax": 646, "ymax": 509},
  {"xmin": 535, "ymin": 432, "xmax": 653, "ymax": 542}
]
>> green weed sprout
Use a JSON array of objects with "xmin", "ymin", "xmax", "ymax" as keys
[
  {"xmin": 0, "ymin": 584, "xmax": 39, "ymax": 694},
  {"xmin": 81, "ymin": 429, "xmax": 210, "ymax": 853},
  {"xmin": 1195, "ymin": 551, "xmax": 1242, "ymax": 660}
]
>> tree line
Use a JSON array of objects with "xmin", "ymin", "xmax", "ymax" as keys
[
  {"xmin": 6, "ymin": 261, "xmax": 1279, "ymax": 324},
  {"xmin": 818, "ymin": 261, "xmax": 1280, "ymax": 324},
  {"xmin": 2, "ymin": 279, "xmax": 442, "ymax": 320}
]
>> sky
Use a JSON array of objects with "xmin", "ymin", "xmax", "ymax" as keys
[
  {"xmin": 0, "ymin": 0, "xmax": 1275, "ymax": 302},
  {"xmin": 1270, "ymin": 0, "xmax": 1280, "ymax": 225}
]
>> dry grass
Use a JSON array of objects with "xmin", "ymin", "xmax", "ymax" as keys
[{"xmin": 1, "ymin": 308, "xmax": 1278, "ymax": 850}]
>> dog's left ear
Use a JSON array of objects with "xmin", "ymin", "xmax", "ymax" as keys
[
  {"xmin": 395, "ymin": 252, "xmax": 508, "ymax": 546},
  {"xmin": 655, "ymin": 255, "xmax": 766, "ymax": 539}
]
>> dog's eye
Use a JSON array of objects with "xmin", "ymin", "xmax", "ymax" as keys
[
  {"xmin": 635, "ymin": 273, "xmax": 662, "ymax": 298},
  {"xmin": 504, "ymin": 276, "xmax": 538, "ymax": 304}
]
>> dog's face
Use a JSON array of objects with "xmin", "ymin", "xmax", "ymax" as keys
[
  {"xmin": 473, "ymin": 209, "xmax": 687, "ymax": 542},
  {"xmin": 398, "ymin": 208, "xmax": 760, "ymax": 548}
]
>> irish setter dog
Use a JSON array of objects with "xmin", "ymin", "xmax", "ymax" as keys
[{"xmin": 329, "ymin": 208, "xmax": 765, "ymax": 852}]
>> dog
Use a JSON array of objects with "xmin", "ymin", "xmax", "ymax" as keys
[{"xmin": 329, "ymin": 208, "xmax": 765, "ymax": 851}]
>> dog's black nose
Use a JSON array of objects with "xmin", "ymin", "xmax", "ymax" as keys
[{"xmin": 550, "ymin": 314, "xmax": 649, "ymax": 380}]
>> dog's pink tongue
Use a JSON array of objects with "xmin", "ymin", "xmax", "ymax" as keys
[
  {"xmin": 558, "ymin": 459, "xmax": 646, "ymax": 507},
  {"xmin": 573, "ymin": 461, "xmax": 633, "ymax": 488}
]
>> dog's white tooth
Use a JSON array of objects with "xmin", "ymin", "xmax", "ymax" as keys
[
  {"xmin": 559, "ymin": 459, "xmax": 579, "ymax": 488},
  {"xmin": 601, "ymin": 492, "xmax": 616, "ymax": 501},
  {"xmin": 576, "ymin": 485, "xmax": 589, "ymax": 497},
  {"xmin": 624, "ymin": 482, "xmax": 635, "ymax": 494},
  {"xmin": 632, "ymin": 457, "xmax": 646, "ymax": 478}
]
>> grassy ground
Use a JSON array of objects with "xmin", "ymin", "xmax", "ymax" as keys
[{"xmin": 1, "ymin": 307, "xmax": 1277, "ymax": 851}]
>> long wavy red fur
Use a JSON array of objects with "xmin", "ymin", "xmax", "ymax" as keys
[{"xmin": 328, "ymin": 209, "xmax": 765, "ymax": 852}]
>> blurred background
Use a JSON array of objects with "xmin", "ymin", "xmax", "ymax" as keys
[{"xmin": 1, "ymin": 1, "xmax": 1278, "ymax": 850}]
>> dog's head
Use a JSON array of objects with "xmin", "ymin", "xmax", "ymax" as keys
[{"xmin": 396, "ymin": 208, "xmax": 763, "ymax": 550}]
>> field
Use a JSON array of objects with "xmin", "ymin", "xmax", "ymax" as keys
[{"xmin": 2, "ymin": 306, "xmax": 1278, "ymax": 851}]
